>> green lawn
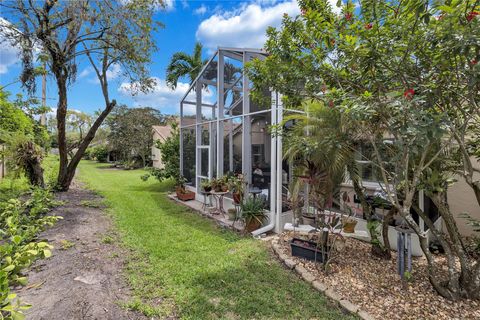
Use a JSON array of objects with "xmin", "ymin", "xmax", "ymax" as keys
[{"xmin": 78, "ymin": 161, "xmax": 353, "ymax": 320}]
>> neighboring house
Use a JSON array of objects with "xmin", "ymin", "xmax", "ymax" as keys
[{"xmin": 152, "ymin": 124, "xmax": 173, "ymax": 169}]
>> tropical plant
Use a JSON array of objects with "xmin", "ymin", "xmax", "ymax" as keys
[
  {"xmin": 240, "ymin": 196, "xmax": 267, "ymax": 232},
  {"xmin": 166, "ymin": 42, "xmax": 205, "ymax": 89},
  {"xmin": 166, "ymin": 42, "xmax": 241, "ymax": 90},
  {"xmin": 248, "ymin": 0, "xmax": 480, "ymax": 300}
]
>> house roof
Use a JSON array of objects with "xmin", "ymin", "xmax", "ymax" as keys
[{"xmin": 152, "ymin": 124, "xmax": 173, "ymax": 141}]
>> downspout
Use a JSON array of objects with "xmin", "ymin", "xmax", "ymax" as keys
[{"xmin": 252, "ymin": 91, "xmax": 279, "ymax": 236}]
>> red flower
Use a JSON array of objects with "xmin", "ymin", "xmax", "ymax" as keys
[
  {"xmin": 471, "ymin": 58, "xmax": 478, "ymax": 65},
  {"xmin": 328, "ymin": 100, "xmax": 334, "ymax": 108},
  {"xmin": 365, "ymin": 23, "xmax": 373, "ymax": 30},
  {"xmin": 345, "ymin": 13, "xmax": 353, "ymax": 21},
  {"xmin": 403, "ymin": 88, "xmax": 415, "ymax": 100},
  {"xmin": 467, "ymin": 11, "xmax": 479, "ymax": 22},
  {"xmin": 330, "ymin": 39, "xmax": 336, "ymax": 46}
]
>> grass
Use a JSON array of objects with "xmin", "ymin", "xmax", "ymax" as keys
[{"xmin": 77, "ymin": 160, "xmax": 354, "ymax": 320}]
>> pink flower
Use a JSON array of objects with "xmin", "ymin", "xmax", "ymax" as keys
[{"xmin": 403, "ymin": 88, "xmax": 415, "ymax": 100}]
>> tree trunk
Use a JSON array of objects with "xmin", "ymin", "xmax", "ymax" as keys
[
  {"xmin": 348, "ymin": 165, "xmax": 391, "ymax": 259},
  {"xmin": 20, "ymin": 141, "xmax": 45, "ymax": 188},
  {"xmin": 57, "ymin": 100, "xmax": 117, "ymax": 190},
  {"xmin": 56, "ymin": 76, "xmax": 69, "ymax": 190}
]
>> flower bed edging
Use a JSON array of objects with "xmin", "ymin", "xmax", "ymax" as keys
[{"xmin": 271, "ymin": 239, "xmax": 375, "ymax": 320}]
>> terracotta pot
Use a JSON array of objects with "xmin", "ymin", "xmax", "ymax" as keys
[
  {"xmin": 176, "ymin": 190, "xmax": 195, "ymax": 201},
  {"xmin": 342, "ymin": 220, "xmax": 357, "ymax": 233},
  {"xmin": 245, "ymin": 218, "xmax": 261, "ymax": 232},
  {"xmin": 221, "ymin": 185, "xmax": 228, "ymax": 192},
  {"xmin": 233, "ymin": 192, "xmax": 242, "ymax": 204},
  {"xmin": 302, "ymin": 215, "xmax": 316, "ymax": 227}
]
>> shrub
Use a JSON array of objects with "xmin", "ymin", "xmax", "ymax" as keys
[
  {"xmin": 90, "ymin": 145, "xmax": 109, "ymax": 163},
  {"xmin": 0, "ymin": 188, "xmax": 60, "ymax": 319}
]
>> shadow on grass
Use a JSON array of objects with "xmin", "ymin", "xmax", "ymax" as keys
[
  {"xmin": 148, "ymin": 192, "xmax": 243, "ymax": 243},
  {"xmin": 175, "ymin": 256, "xmax": 352, "ymax": 319},
  {"xmin": 126, "ymin": 182, "xmax": 174, "ymax": 193}
]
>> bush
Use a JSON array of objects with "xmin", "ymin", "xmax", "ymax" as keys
[
  {"xmin": 0, "ymin": 188, "xmax": 60, "ymax": 319},
  {"xmin": 90, "ymin": 145, "xmax": 109, "ymax": 163}
]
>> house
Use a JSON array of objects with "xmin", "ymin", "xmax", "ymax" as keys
[
  {"xmin": 178, "ymin": 47, "xmax": 480, "ymax": 255},
  {"xmin": 152, "ymin": 124, "xmax": 174, "ymax": 169}
]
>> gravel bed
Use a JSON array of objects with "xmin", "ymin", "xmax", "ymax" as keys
[{"xmin": 277, "ymin": 232, "xmax": 480, "ymax": 320}]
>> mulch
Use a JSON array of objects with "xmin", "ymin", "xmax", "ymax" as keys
[{"xmin": 277, "ymin": 231, "xmax": 480, "ymax": 320}]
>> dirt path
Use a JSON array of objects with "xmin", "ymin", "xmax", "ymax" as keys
[{"xmin": 16, "ymin": 180, "xmax": 146, "ymax": 320}]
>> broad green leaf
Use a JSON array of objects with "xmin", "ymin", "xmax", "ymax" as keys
[
  {"xmin": 3, "ymin": 265, "xmax": 15, "ymax": 272},
  {"xmin": 43, "ymin": 249, "xmax": 52, "ymax": 258}
]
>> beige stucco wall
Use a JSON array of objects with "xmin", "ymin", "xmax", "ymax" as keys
[
  {"xmin": 447, "ymin": 157, "xmax": 480, "ymax": 237},
  {"xmin": 152, "ymin": 132, "xmax": 165, "ymax": 169}
]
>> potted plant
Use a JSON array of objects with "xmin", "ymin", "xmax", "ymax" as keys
[
  {"xmin": 302, "ymin": 206, "xmax": 316, "ymax": 227},
  {"xmin": 211, "ymin": 178, "xmax": 221, "ymax": 192},
  {"xmin": 201, "ymin": 180, "xmax": 212, "ymax": 192},
  {"xmin": 228, "ymin": 174, "xmax": 245, "ymax": 204},
  {"xmin": 342, "ymin": 207, "xmax": 357, "ymax": 233},
  {"xmin": 220, "ymin": 176, "xmax": 229, "ymax": 192},
  {"xmin": 240, "ymin": 196, "xmax": 267, "ymax": 232},
  {"xmin": 175, "ymin": 176, "xmax": 195, "ymax": 201}
]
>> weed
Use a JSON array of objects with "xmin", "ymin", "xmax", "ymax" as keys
[{"xmin": 59, "ymin": 239, "xmax": 75, "ymax": 250}]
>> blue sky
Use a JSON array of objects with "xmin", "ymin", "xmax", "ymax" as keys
[{"xmin": 0, "ymin": 0, "xmax": 311, "ymax": 116}]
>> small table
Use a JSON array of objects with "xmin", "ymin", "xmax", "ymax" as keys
[
  {"xmin": 248, "ymin": 187, "xmax": 262, "ymax": 199},
  {"xmin": 200, "ymin": 191, "xmax": 213, "ymax": 211},
  {"xmin": 210, "ymin": 191, "xmax": 228, "ymax": 215}
]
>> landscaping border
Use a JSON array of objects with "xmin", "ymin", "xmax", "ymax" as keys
[{"xmin": 271, "ymin": 238, "xmax": 375, "ymax": 320}]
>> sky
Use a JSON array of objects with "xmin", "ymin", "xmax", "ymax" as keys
[{"xmin": 0, "ymin": 0, "xmax": 310, "ymax": 116}]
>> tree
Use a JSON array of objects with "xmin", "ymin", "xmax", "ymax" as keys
[
  {"xmin": 166, "ymin": 42, "xmax": 205, "ymax": 89},
  {"xmin": 166, "ymin": 42, "xmax": 242, "ymax": 90},
  {"xmin": 1, "ymin": 0, "xmax": 162, "ymax": 190},
  {"xmin": 248, "ymin": 0, "xmax": 480, "ymax": 300},
  {"xmin": 145, "ymin": 121, "xmax": 181, "ymax": 184},
  {"xmin": 0, "ymin": 89, "xmax": 44, "ymax": 187},
  {"xmin": 107, "ymin": 106, "xmax": 165, "ymax": 167}
]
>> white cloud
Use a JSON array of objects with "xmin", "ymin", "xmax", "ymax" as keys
[
  {"xmin": 118, "ymin": 77, "xmax": 214, "ymax": 114},
  {"xmin": 78, "ymin": 68, "xmax": 92, "ymax": 78},
  {"xmin": 194, "ymin": 4, "xmax": 208, "ymax": 15},
  {"xmin": 163, "ymin": 0, "xmax": 175, "ymax": 11},
  {"xmin": 0, "ymin": 18, "xmax": 20, "ymax": 74},
  {"xmin": 88, "ymin": 63, "xmax": 122, "ymax": 84},
  {"xmin": 196, "ymin": 1, "xmax": 300, "ymax": 51},
  {"xmin": 196, "ymin": 0, "xmax": 342, "ymax": 52}
]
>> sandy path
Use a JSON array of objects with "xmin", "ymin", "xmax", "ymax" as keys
[{"xmin": 15, "ymin": 180, "xmax": 146, "ymax": 320}]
